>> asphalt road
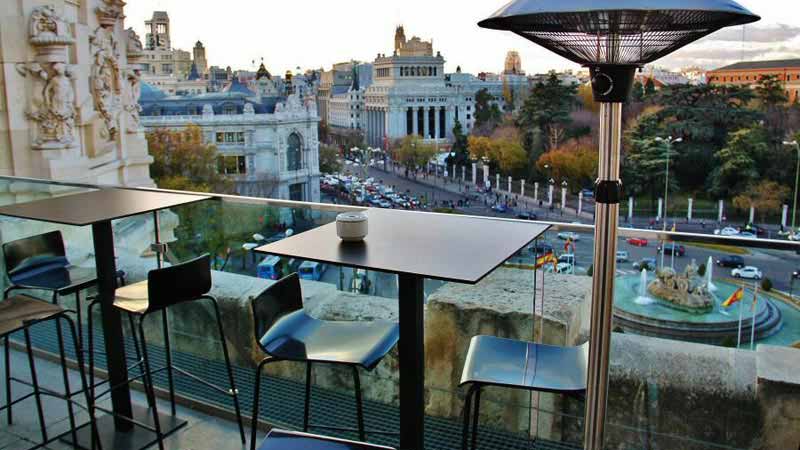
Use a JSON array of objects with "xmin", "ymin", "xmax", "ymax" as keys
[{"xmin": 330, "ymin": 166, "xmax": 800, "ymax": 296}]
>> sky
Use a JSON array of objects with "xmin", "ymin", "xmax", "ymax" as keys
[{"xmin": 124, "ymin": 0, "xmax": 800, "ymax": 75}]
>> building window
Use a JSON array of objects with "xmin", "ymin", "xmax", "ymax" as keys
[
  {"xmin": 222, "ymin": 104, "xmax": 237, "ymax": 115},
  {"xmin": 217, "ymin": 155, "xmax": 247, "ymax": 175},
  {"xmin": 287, "ymin": 133, "xmax": 303, "ymax": 171},
  {"xmin": 216, "ymin": 132, "xmax": 245, "ymax": 144},
  {"xmin": 161, "ymin": 64, "xmax": 173, "ymax": 74}
]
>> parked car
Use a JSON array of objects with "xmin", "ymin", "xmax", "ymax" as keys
[
  {"xmin": 559, "ymin": 254, "xmax": 576, "ymax": 266},
  {"xmin": 715, "ymin": 227, "xmax": 740, "ymax": 237},
  {"xmin": 743, "ymin": 224, "xmax": 767, "ymax": 236},
  {"xmin": 627, "ymin": 237, "xmax": 648, "ymax": 247},
  {"xmin": 298, "ymin": 261, "xmax": 326, "ymax": 281},
  {"xmin": 580, "ymin": 188, "xmax": 594, "ymax": 199},
  {"xmin": 657, "ymin": 243, "xmax": 686, "ymax": 256},
  {"xmin": 492, "ymin": 204, "xmax": 510, "ymax": 213},
  {"xmin": 517, "ymin": 212, "xmax": 538, "ymax": 221},
  {"xmin": 737, "ymin": 231, "xmax": 757, "ymax": 239},
  {"xmin": 732, "ymin": 266, "xmax": 762, "ymax": 280},
  {"xmin": 633, "ymin": 258, "xmax": 657, "ymax": 271},
  {"xmin": 616, "ymin": 251, "xmax": 629, "ymax": 263},
  {"xmin": 557, "ymin": 232, "xmax": 580, "ymax": 241},
  {"xmin": 717, "ymin": 255, "xmax": 745, "ymax": 268},
  {"xmin": 545, "ymin": 262, "xmax": 574, "ymax": 274}
]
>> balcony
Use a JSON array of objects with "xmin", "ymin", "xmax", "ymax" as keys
[{"xmin": 0, "ymin": 176, "xmax": 799, "ymax": 450}]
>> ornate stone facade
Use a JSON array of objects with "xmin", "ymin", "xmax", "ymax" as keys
[{"xmin": 0, "ymin": 0, "xmax": 154, "ymax": 187}]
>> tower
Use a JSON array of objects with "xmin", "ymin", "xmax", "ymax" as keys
[
  {"xmin": 193, "ymin": 41, "xmax": 208, "ymax": 75},
  {"xmin": 504, "ymin": 51, "xmax": 523, "ymax": 75},
  {"xmin": 394, "ymin": 25, "xmax": 406, "ymax": 53},
  {"xmin": 145, "ymin": 11, "xmax": 171, "ymax": 50}
]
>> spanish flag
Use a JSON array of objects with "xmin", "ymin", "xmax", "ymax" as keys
[
  {"xmin": 535, "ymin": 252, "xmax": 558, "ymax": 270},
  {"xmin": 722, "ymin": 287, "xmax": 745, "ymax": 308}
]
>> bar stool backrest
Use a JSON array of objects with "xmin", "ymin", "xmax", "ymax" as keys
[
  {"xmin": 251, "ymin": 273, "xmax": 304, "ymax": 348},
  {"xmin": 146, "ymin": 254, "xmax": 212, "ymax": 312},
  {"xmin": 2, "ymin": 231, "xmax": 69, "ymax": 283}
]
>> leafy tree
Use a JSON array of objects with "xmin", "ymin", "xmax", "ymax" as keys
[
  {"xmin": 518, "ymin": 72, "xmax": 578, "ymax": 153},
  {"xmin": 467, "ymin": 128, "xmax": 527, "ymax": 175},
  {"xmin": 536, "ymin": 137, "xmax": 599, "ymax": 190},
  {"xmin": 755, "ymin": 74, "xmax": 789, "ymax": 108},
  {"xmin": 319, "ymin": 145, "xmax": 342, "ymax": 174},
  {"xmin": 710, "ymin": 126, "xmax": 768, "ymax": 198},
  {"xmin": 651, "ymin": 84, "xmax": 761, "ymax": 192},
  {"xmin": 644, "ymin": 78, "xmax": 656, "ymax": 97},
  {"xmin": 448, "ymin": 119, "xmax": 470, "ymax": 168},
  {"xmin": 577, "ymin": 83, "xmax": 600, "ymax": 113},
  {"xmin": 394, "ymin": 135, "xmax": 436, "ymax": 173},
  {"xmin": 474, "ymin": 88, "xmax": 503, "ymax": 135},
  {"xmin": 732, "ymin": 180, "xmax": 790, "ymax": 223},
  {"xmin": 630, "ymin": 80, "xmax": 645, "ymax": 103},
  {"xmin": 147, "ymin": 125, "xmax": 234, "ymax": 194}
]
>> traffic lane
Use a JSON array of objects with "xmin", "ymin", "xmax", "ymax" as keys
[{"xmin": 366, "ymin": 167, "xmax": 467, "ymax": 204}]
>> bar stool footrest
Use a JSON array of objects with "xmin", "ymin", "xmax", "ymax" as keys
[{"xmin": 66, "ymin": 404, "xmax": 187, "ymax": 450}]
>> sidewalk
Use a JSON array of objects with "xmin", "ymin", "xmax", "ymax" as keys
[{"xmin": 374, "ymin": 163, "xmax": 595, "ymax": 222}]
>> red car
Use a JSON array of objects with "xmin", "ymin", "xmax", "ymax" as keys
[{"xmin": 627, "ymin": 238, "xmax": 649, "ymax": 247}]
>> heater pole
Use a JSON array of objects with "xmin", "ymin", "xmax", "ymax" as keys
[{"xmin": 584, "ymin": 102, "xmax": 623, "ymax": 450}]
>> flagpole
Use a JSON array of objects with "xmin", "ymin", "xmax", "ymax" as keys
[
  {"xmin": 750, "ymin": 283, "xmax": 759, "ymax": 350},
  {"xmin": 737, "ymin": 296, "xmax": 744, "ymax": 349}
]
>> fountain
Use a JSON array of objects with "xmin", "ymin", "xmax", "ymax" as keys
[
  {"xmin": 634, "ymin": 269, "xmax": 656, "ymax": 305},
  {"xmin": 647, "ymin": 262, "xmax": 714, "ymax": 314},
  {"xmin": 706, "ymin": 256, "xmax": 717, "ymax": 293}
]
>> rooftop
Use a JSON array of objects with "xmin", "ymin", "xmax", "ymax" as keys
[{"xmin": 710, "ymin": 58, "xmax": 800, "ymax": 71}]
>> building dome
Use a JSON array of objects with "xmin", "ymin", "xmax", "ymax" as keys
[
  {"xmin": 140, "ymin": 82, "xmax": 167, "ymax": 101},
  {"xmin": 256, "ymin": 63, "xmax": 272, "ymax": 80}
]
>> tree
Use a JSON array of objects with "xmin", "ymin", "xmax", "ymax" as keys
[
  {"xmin": 630, "ymin": 80, "xmax": 645, "ymax": 103},
  {"xmin": 536, "ymin": 137, "xmax": 599, "ymax": 190},
  {"xmin": 577, "ymin": 83, "xmax": 600, "ymax": 113},
  {"xmin": 733, "ymin": 180, "xmax": 790, "ymax": 223},
  {"xmin": 518, "ymin": 72, "xmax": 578, "ymax": 152},
  {"xmin": 147, "ymin": 125, "xmax": 234, "ymax": 194},
  {"xmin": 649, "ymin": 84, "xmax": 761, "ymax": 192},
  {"xmin": 644, "ymin": 78, "xmax": 656, "ymax": 97},
  {"xmin": 467, "ymin": 127, "xmax": 527, "ymax": 176},
  {"xmin": 474, "ymin": 88, "xmax": 502, "ymax": 135},
  {"xmin": 319, "ymin": 145, "xmax": 342, "ymax": 174},
  {"xmin": 448, "ymin": 119, "xmax": 470, "ymax": 168},
  {"xmin": 394, "ymin": 135, "xmax": 436, "ymax": 173},
  {"xmin": 710, "ymin": 126, "xmax": 768, "ymax": 198}
]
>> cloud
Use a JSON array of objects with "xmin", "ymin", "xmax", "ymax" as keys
[
  {"xmin": 658, "ymin": 24, "xmax": 800, "ymax": 69},
  {"xmin": 705, "ymin": 24, "xmax": 800, "ymax": 43}
]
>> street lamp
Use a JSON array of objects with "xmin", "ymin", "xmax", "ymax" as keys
[
  {"xmin": 654, "ymin": 136, "xmax": 682, "ymax": 231},
  {"xmin": 784, "ymin": 140, "xmax": 800, "ymax": 231},
  {"xmin": 479, "ymin": 2, "xmax": 759, "ymax": 448}
]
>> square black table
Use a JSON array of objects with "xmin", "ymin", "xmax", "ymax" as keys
[
  {"xmin": 0, "ymin": 188, "xmax": 211, "ymax": 450},
  {"xmin": 256, "ymin": 208, "xmax": 550, "ymax": 450}
]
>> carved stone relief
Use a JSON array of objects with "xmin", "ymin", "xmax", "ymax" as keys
[
  {"xmin": 18, "ymin": 63, "xmax": 77, "ymax": 149},
  {"xmin": 89, "ymin": 26, "xmax": 122, "ymax": 140}
]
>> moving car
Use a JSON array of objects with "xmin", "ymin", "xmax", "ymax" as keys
[
  {"xmin": 557, "ymin": 232, "xmax": 580, "ymax": 241},
  {"xmin": 633, "ymin": 258, "xmax": 657, "ymax": 271},
  {"xmin": 257, "ymin": 256, "xmax": 283, "ymax": 280},
  {"xmin": 717, "ymin": 255, "xmax": 745, "ymax": 268},
  {"xmin": 715, "ymin": 227, "xmax": 740, "ymax": 237},
  {"xmin": 616, "ymin": 251, "xmax": 629, "ymax": 263},
  {"xmin": 657, "ymin": 243, "xmax": 686, "ymax": 256},
  {"xmin": 517, "ymin": 212, "xmax": 538, "ymax": 221},
  {"xmin": 529, "ymin": 241, "xmax": 554, "ymax": 255},
  {"xmin": 732, "ymin": 266, "xmax": 762, "ymax": 280},
  {"xmin": 627, "ymin": 237, "xmax": 648, "ymax": 247},
  {"xmin": 580, "ymin": 188, "xmax": 594, "ymax": 199},
  {"xmin": 737, "ymin": 231, "xmax": 757, "ymax": 239}
]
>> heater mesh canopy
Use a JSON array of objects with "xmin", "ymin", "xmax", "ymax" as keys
[{"xmin": 478, "ymin": 0, "xmax": 760, "ymax": 66}]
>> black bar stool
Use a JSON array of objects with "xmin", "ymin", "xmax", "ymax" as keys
[
  {"xmin": 257, "ymin": 429, "xmax": 395, "ymax": 450},
  {"xmin": 459, "ymin": 335, "xmax": 588, "ymax": 450},
  {"xmin": 249, "ymin": 273, "xmax": 399, "ymax": 450},
  {"xmin": 90, "ymin": 254, "xmax": 245, "ymax": 450},
  {"xmin": 1, "ymin": 294, "xmax": 100, "ymax": 449}
]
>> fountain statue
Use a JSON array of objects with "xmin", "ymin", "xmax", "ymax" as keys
[{"xmin": 647, "ymin": 262, "xmax": 714, "ymax": 314}]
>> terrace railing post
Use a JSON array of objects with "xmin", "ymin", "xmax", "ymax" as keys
[
  {"xmin": 398, "ymin": 273, "xmax": 425, "ymax": 450},
  {"xmin": 585, "ymin": 102, "xmax": 623, "ymax": 450}
]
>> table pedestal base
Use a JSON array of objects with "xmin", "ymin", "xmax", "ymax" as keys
[{"xmin": 66, "ymin": 404, "xmax": 188, "ymax": 450}]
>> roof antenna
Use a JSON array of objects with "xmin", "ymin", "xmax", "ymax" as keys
[{"xmin": 741, "ymin": 24, "xmax": 746, "ymax": 62}]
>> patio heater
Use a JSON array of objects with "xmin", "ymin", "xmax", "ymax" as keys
[{"xmin": 478, "ymin": 1, "xmax": 759, "ymax": 448}]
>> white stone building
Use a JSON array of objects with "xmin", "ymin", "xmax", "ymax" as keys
[
  {"xmin": 140, "ymin": 80, "xmax": 321, "ymax": 202},
  {"xmin": 0, "ymin": 0, "xmax": 154, "ymax": 190},
  {"xmin": 363, "ymin": 27, "xmax": 476, "ymax": 148}
]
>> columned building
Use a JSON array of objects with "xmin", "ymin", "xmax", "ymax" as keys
[{"xmin": 363, "ymin": 27, "xmax": 475, "ymax": 149}]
